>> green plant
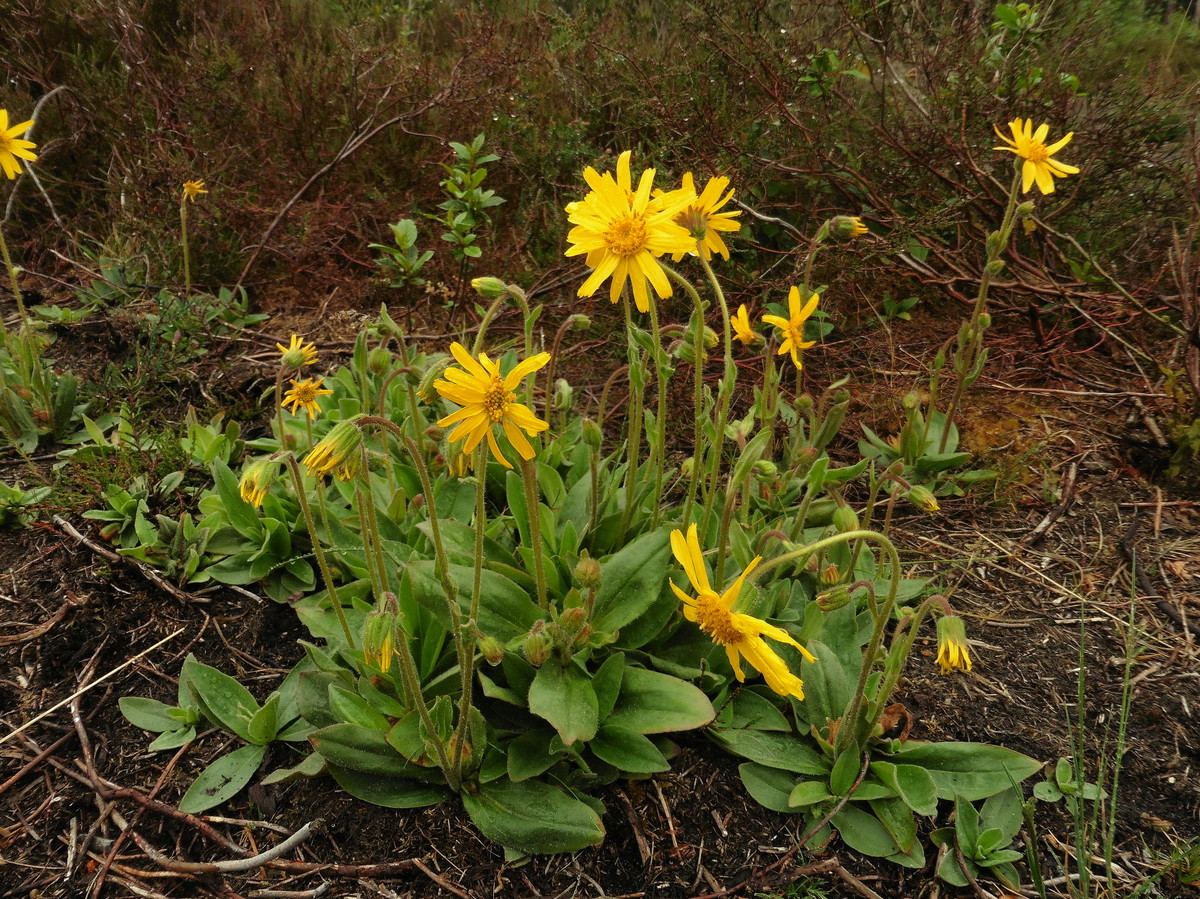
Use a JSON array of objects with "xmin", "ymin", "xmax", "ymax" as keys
[
  {"xmin": 432, "ymin": 134, "xmax": 505, "ymax": 264},
  {"xmin": 0, "ymin": 479, "xmax": 51, "ymax": 527},
  {"xmin": 932, "ymin": 788, "xmax": 1025, "ymax": 889},
  {"xmin": 370, "ymin": 218, "xmax": 434, "ymax": 287},
  {"xmin": 880, "ymin": 293, "xmax": 919, "ymax": 322}
]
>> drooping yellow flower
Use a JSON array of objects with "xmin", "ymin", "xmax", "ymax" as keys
[
  {"xmin": 731, "ymin": 304, "xmax": 759, "ymax": 346},
  {"xmin": 277, "ymin": 334, "xmax": 319, "ymax": 370},
  {"xmin": 303, "ymin": 418, "xmax": 364, "ymax": 481},
  {"xmin": 0, "ymin": 110, "xmax": 37, "ymax": 180},
  {"xmin": 993, "ymin": 118, "xmax": 1079, "ymax": 195},
  {"xmin": 936, "ymin": 615, "xmax": 973, "ymax": 674},
  {"xmin": 829, "ymin": 215, "xmax": 868, "ymax": 239},
  {"xmin": 670, "ymin": 172, "xmax": 741, "ymax": 262},
  {"xmin": 238, "ymin": 457, "xmax": 277, "ymax": 508},
  {"xmin": 669, "ymin": 524, "xmax": 816, "ymax": 700},
  {"xmin": 282, "ymin": 377, "xmax": 333, "ymax": 418},
  {"xmin": 564, "ymin": 151, "xmax": 696, "ymax": 313},
  {"xmin": 433, "ymin": 342, "xmax": 551, "ymax": 469},
  {"xmin": 182, "ymin": 179, "xmax": 208, "ymax": 202},
  {"xmin": 762, "ymin": 286, "xmax": 820, "ymax": 370}
]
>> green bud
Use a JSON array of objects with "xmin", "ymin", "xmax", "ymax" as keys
[
  {"xmin": 902, "ymin": 391, "xmax": 921, "ymax": 410},
  {"xmin": 477, "ymin": 635, "xmax": 505, "ymax": 665},
  {"xmin": 673, "ymin": 338, "xmax": 706, "ymax": 366},
  {"xmin": 367, "ymin": 347, "xmax": 393, "ymax": 376},
  {"xmin": 795, "ymin": 394, "xmax": 815, "ymax": 412},
  {"xmin": 680, "ymin": 456, "xmax": 697, "ymax": 479},
  {"xmin": 417, "ymin": 356, "xmax": 450, "ymax": 404},
  {"xmin": 361, "ymin": 611, "xmax": 397, "ymax": 673},
  {"xmin": 574, "ymin": 554, "xmax": 602, "ymax": 589},
  {"xmin": 553, "ymin": 378, "xmax": 574, "ymax": 412},
  {"xmin": 907, "ymin": 484, "xmax": 940, "ymax": 514},
  {"xmin": 523, "ymin": 625, "xmax": 551, "ymax": 667},
  {"xmin": 582, "ymin": 417, "xmax": 603, "ymax": 449},
  {"xmin": 986, "ymin": 259, "xmax": 1006, "ymax": 276},
  {"xmin": 828, "ymin": 215, "xmax": 869, "ymax": 241},
  {"xmin": 978, "ymin": 312, "xmax": 992, "ymax": 330},
  {"xmin": 985, "ymin": 231, "xmax": 1004, "ymax": 256},
  {"xmin": 1016, "ymin": 201, "xmax": 1035, "ymax": 217},
  {"xmin": 702, "ymin": 325, "xmax": 719, "ymax": 349},
  {"xmin": 471, "ymin": 276, "xmax": 507, "ymax": 301},
  {"xmin": 567, "ymin": 313, "xmax": 592, "ymax": 331},
  {"xmin": 933, "ymin": 347, "xmax": 946, "ymax": 371},
  {"xmin": 558, "ymin": 606, "xmax": 588, "ymax": 634},
  {"xmin": 832, "ymin": 505, "xmax": 859, "ymax": 532},
  {"xmin": 815, "ymin": 585, "xmax": 853, "ymax": 612},
  {"xmin": 752, "ymin": 459, "xmax": 778, "ymax": 481},
  {"xmin": 820, "ymin": 563, "xmax": 841, "ymax": 586}
]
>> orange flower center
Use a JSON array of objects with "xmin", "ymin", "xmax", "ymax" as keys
[
  {"xmin": 604, "ymin": 214, "xmax": 650, "ymax": 257},
  {"xmin": 293, "ymin": 383, "xmax": 320, "ymax": 404},
  {"xmin": 483, "ymin": 376, "xmax": 514, "ymax": 422},
  {"xmin": 1024, "ymin": 140, "xmax": 1050, "ymax": 164},
  {"xmin": 695, "ymin": 594, "xmax": 745, "ymax": 646}
]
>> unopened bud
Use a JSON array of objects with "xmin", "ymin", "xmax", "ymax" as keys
[
  {"xmin": 977, "ymin": 312, "xmax": 992, "ymax": 330},
  {"xmin": 471, "ymin": 276, "xmax": 507, "ymax": 300},
  {"xmin": 574, "ymin": 554, "xmax": 602, "ymax": 589},
  {"xmin": 368, "ymin": 347, "xmax": 393, "ymax": 376},
  {"xmin": 477, "ymin": 635, "xmax": 505, "ymax": 665},
  {"xmin": 816, "ymin": 585, "xmax": 853, "ymax": 612},
  {"xmin": 1016, "ymin": 201, "xmax": 1035, "ymax": 217},
  {"xmin": 523, "ymin": 631, "xmax": 552, "ymax": 667},
  {"xmin": 985, "ymin": 231, "xmax": 1004, "ymax": 256},
  {"xmin": 820, "ymin": 564, "xmax": 841, "ymax": 585},
  {"xmin": 907, "ymin": 485, "xmax": 940, "ymax": 514},
  {"xmin": 985, "ymin": 259, "xmax": 1006, "ymax": 275},
  {"xmin": 752, "ymin": 459, "xmax": 778, "ymax": 481},
  {"xmin": 558, "ymin": 606, "xmax": 588, "ymax": 634},
  {"xmin": 361, "ymin": 611, "xmax": 396, "ymax": 673},
  {"xmin": 582, "ymin": 417, "xmax": 602, "ymax": 448},
  {"xmin": 567, "ymin": 313, "xmax": 591, "ymax": 331},
  {"xmin": 828, "ymin": 215, "xmax": 869, "ymax": 241},
  {"xmin": 673, "ymin": 338, "xmax": 706, "ymax": 366},
  {"xmin": 795, "ymin": 394, "xmax": 814, "ymax": 412},
  {"xmin": 553, "ymin": 378, "xmax": 574, "ymax": 411},
  {"xmin": 902, "ymin": 391, "xmax": 921, "ymax": 410},
  {"xmin": 680, "ymin": 456, "xmax": 696, "ymax": 478},
  {"xmin": 832, "ymin": 506, "xmax": 859, "ymax": 533},
  {"xmin": 417, "ymin": 356, "xmax": 450, "ymax": 404},
  {"xmin": 411, "ymin": 492, "xmax": 424, "ymax": 508}
]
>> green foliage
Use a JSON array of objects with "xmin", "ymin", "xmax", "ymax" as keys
[
  {"xmin": 370, "ymin": 218, "xmax": 434, "ymax": 287},
  {"xmin": 0, "ymin": 480, "xmax": 52, "ymax": 528},
  {"xmin": 931, "ymin": 789, "xmax": 1025, "ymax": 889}
]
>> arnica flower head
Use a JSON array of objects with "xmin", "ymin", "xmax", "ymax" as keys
[
  {"xmin": 433, "ymin": 342, "xmax": 551, "ymax": 469},
  {"xmin": 0, "ymin": 110, "xmax": 37, "ymax": 181},
  {"xmin": 361, "ymin": 610, "xmax": 397, "ymax": 674},
  {"xmin": 564, "ymin": 150, "xmax": 696, "ymax": 313},
  {"xmin": 303, "ymin": 417, "xmax": 364, "ymax": 481},
  {"xmin": 277, "ymin": 334, "xmax": 318, "ymax": 370},
  {"xmin": 669, "ymin": 172, "xmax": 741, "ymax": 262},
  {"xmin": 182, "ymin": 179, "xmax": 208, "ymax": 202},
  {"xmin": 829, "ymin": 215, "xmax": 869, "ymax": 240},
  {"xmin": 762, "ymin": 286, "xmax": 820, "ymax": 370},
  {"xmin": 731, "ymin": 304, "xmax": 760, "ymax": 346},
  {"xmin": 936, "ymin": 614, "xmax": 973, "ymax": 674},
  {"xmin": 238, "ymin": 457, "xmax": 278, "ymax": 508},
  {"xmin": 282, "ymin": 377, "xmax": 333, "ymax": 418},
  {"xmin": 669, "ymin": 524, "xmax": 815, "ymax": 700},
  {"xmin": 993, "ymin": 118, "xmax": 1079, "ymax": 195}
]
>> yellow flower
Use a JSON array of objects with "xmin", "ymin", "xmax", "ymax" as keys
[
  {"xmin": 238, "ymin": 457, "xmax": 277, "ymax": 508},
  {"xmin": 731, "ymin": 304, "xmax": 759, "ymax": 346},
  {"xmin": 670, "ymin": 172, "xmax": 741, "ymax": 262},
  {"xmin": 829, "ymin": 215, "xmax": 868, "ymax": 240},
  {"xmin": 564, "ymin": 151, "xmax": 696, "ymax": 313},
  {"xmin": 276, "ymin": 334, "xmax": 319, "ymax": 370},
  {"xmin": 282, "ymin": 377, "xmax": 333, "ymax": 418},
  {"xmin": 433, "ymin": 342, "xmax": 551, "ymax": 469},
  {"xmin": 303, "ymin": 418, "xmax": 364, "ymax": 481},
  {"xmin": 936, "ymin": 615, "xmax": 973, "ymax": 674},
  {"xmin": 669, "ymin": 524, "xmax": 815, "ymax": 700},
  {"xmin": 993, "ymin": 118, "xmax": 1079, "ymax": 195},
  {"xmin": 0, "ymin": 109, "xmax": 37, "ymax": 180},
  {"xmin": 182, "ymin": 179, "xmax": 208, "ymax": 202},
  {"xmin": 762, "ymin": 286, "xmax": 820, "ymax": 370}
]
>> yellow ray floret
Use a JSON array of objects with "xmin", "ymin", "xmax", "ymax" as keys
[
  {"xmin": 0, "ymin": 109, "xmax": 37, "ymax": 181},
  {"xmin": 670, "ymin": 172, "xmax": 741, "ymax": 262},
  {"xmin": 762, "ymin": 286, "xmax": 820, "ymax": 370},
  {"xmin": 993, "ymin": 118, "xmax": 1079, "ymax": 196},
  {"xmin": 433, "ymin": 342, "xmax": 551, "ymax": 469},
  {"xmin": 282, "ymin": 377, "xmax": 333, "ymax": 418},
  {"xmin": 669, "ymin": 524, "xmax": 815, "ymax": 700}
]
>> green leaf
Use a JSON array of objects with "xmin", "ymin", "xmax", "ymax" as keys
[
  {"xmin": 830, "ymin": 747, "xmax": 863, "ymax": 796},
  {"xmin": 981, "ymin": 785, "xmax": 1025, "ymax": 842},
  {"xmin": 462, "ymin": 779, "xmax": 605, "ymax": 855},
  {"xmin": 590, "ymin": 725, "xmax": 670, "ymax": 774},
  {"xmin": 178, "ymin": 744, "xmax": 265, "ymax": 813},
  {"xmin": 310, "ymin": 723, "xmax": 422, "ymax": 777},
  {"xmin": 832, "ymin": 803, "xmax": 903, "ymax": 859},
  {"xmin": 591, "ymin": 528, "xmax": 671, "ymax": 633},
  {"xmin": 247, "ymin": 694, "xmax": 281, "ymax": 745},
  {"xmin": 327, "ymin": 764, "xmax": 448, "ymax": 808},
  {"xmin": 892, "ymin": 741, "xmax": 1041, "ymax": 800},
  {"xmin": 729, "ymin": 689, "xmax": 791, "ymax": 732},
  {"xmin": 182, "ymin": 655, "xmax": 258, "ymax": 741},
  {"xmin": 328, "ymin": 685, "xmax": 392, "ymax": 731},
  {"xmin": 506, "ymin": 728, "xmax": 563, "ymax": 782},
  {"xmin": 788, "ymin": 779, "xmax": 834, "ymax": 808},
  {"xmin": 149, "ymin": 727, "xmax": 195, "ymax": 751},
  {"xmin": 592, "ymin": 652, "xmax": 625, "ymax": 721},
  {"xmin": 120, "ymin": 697, "xmax": 182, "ymax": 733},
  {"xmin": 527, "ymin": 658, "xmax": 598, "ymax": 746},
  {"xmin": 739, "ymin": 762, "xmax": 804, "ymax": 814},
  {"xmin": 212, "ymin": 460, "xmax": 263, "ymax": 540},
  {"xmin": 871, "ymin": 762, "xmax": 938, "ymax": 816},
  {"xmin": 870, "ymin": 796, "xmax": 918, "ymax": 852},
  {"xmin": 261, "ymin": 752, "xmax": 326, "ymax": 785},
  {"xmin": 608, "ymin": 667, "xmax": 714, "ymax": 734},
  {"xmin": 406, "ymin": 561, "xmax": 541, "ymax": 642},
  {"xmin": 708, "ymin": 729, "xmax": 828, "ymax": 775}
]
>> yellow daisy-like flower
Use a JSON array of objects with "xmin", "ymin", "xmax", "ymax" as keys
[
  {"xmin": 282, "ymin": 377, "xmax": 333, "ymax": 418},
  {"xmin": 0, "ymin": 109, "xmax": 37, "ymax": 181},
  {"xmin": 564, "ymin": 151, "xmax": 696, "ymax": 313},
  {"xmin": 936, "ymin": 615, "xmax": 973, "ymax": 674},
  {"xmin": 303, "ymin": 418, "xmax": 364, "ymax": 481},
  {"xmin": 762, "ymin": 286, "xmax": 820, "ymax": 370},
  {"xmin": 669, "ymin": 524, "xmax": 816, "ymax": 700},
  {"xmin": 731, "ymin": 304, "xmax": 759, "ymax": 346},
  {"xmin": 182, "ymin": 179, "xmax": 208, "ymax": 202},
  {"xmin": 670, "ymin": 172, "xmax": 741, "ymax": 262},
  {"xmin": 433, "ymin": 342, "xmax": 551, "ymax": 469},
  {"xmin": 993, "ymin": 118, "xmax": 1080, "ymax": 195},
  {"xmin": 276, "ymin": 334, "xmax": 319, "ymax": 370},
  {"xmin": 238, "ymin": 458, "xmax": 277, "ymax": 508}
]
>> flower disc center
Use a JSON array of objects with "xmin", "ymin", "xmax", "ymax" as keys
[
  {"xmin": 603, "ymin": 215, "xmax": 650, "ymax": 257},
  {"xmin": 695, "ymin": 594, "xmax": 745, "ymax": 646},
  {"xmin": 483, "ymin": 376, "xmax": 513, "ymax": 423}
]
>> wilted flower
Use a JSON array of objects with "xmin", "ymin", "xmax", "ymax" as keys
[
  {"xmin": 303, "ymin": 418, "xmax": 365, "ymax": 480},
  {"xmin": 907, "ymin": 484, "xmax": 940, "ymax": 514},
  {"xmin": 238, "ymin": 457, "xmax": 278, "ymax": 508},
  {"xmin": 433, "ymin": 342, "xmax": 550, "ymax": 469},
  {"xmin": 993, "ymin": 118, "xmax": 1079, "ymax": 195},
  {"xmin": 763, "ymin": 286, "xmax": 820, "ymax": 370},
  {"xmin": 829, "ymin": 215, "xmax": 868, "ymax": 240},
  {"xmin": 670, "ymin": 524, "xmax": 816, "ymax": 700},
  {"xmin": 936, "ymin": 614, "xmax": 973, "ymax": 674},
  {"xmin": 276, "ymin": 334, "xmax": 319, "ymax": 370},
  {"xmin": 0, "ymin": 110, "xmax": 36, "ymax": 180}
]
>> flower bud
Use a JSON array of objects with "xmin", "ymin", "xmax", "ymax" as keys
[
  {"xmin": 471, "ymin": 276, "xmax": 507, "ymax": 300},
  {"xmin": 238, "ymin": 457, "xmax": 278, "ymax": 509},
  {"xmin": 832, "ymin": 505, "xmax": 859, "ymax": 533},
  {"xmin": 1016, "ymin": 201, "xmax": 1035, "ymax": 217},
  {"xmin": 477, "ymin": 635, "xmax": 505, "ymax": 665},
  {"xmin": 361, "ymin": 611, "xmax": 396, "ymax": 673},
  {"xmin": 985, "ymin": 259, "xmax": 1006, "ymax": 275},
  {"xmin": 752, "ymin": 459, "xmax": 778, "ymax": 481},
  {"xmin": 367, "ymin": 347, "xmax": 393, "ymax": 376},
  {"xmin": 795, "ymin": 394, "xmax": 814, "ymax": 412},
  {"xmin": 567, "ymin": 313, "xmax": 591, "ymax": 331},
  {"xmin": 558, "ymin": 606, "xmax": 588, "ymax": 634},
  {"xmin": 302, "ymin": 417, "xmax": 365, "ymax": 481},
  {"xmin": 977, "ymin": 312, "xmax": 992, "ymax": 330},
  {"xmin": 828, "ymin": 215, "xmax": 869, "ymax": 240},
  {"xmin": 902, "ymin": 390, "xmax": 921, "ymax": 411},
  {"xmin": 936, "ymin": 614, "xmax": 972, "ymax": 674},
  {"xmin": 553, "ymin": 378, "xmax": 574, "ymax": 412},
  {"xmin": 523, "ymin": 631, "xmax": 552, "ymax": 667},
  {"xmin": 417, "ymin": 356, "xmax": 450, "ymax": 404},
  {"xmin": 985, "ymin": 231, "xmax": 1004, "ymax": 256},
  {"xmin": 907, "ymin": 484, "xmax": 940, "ymax": 514},
  {"xmin": 816, "ymin": 585, "xmax": 853, "ymax": 612},
  {"xmin": 820, "ymin": 563, "xmax": 841, "ymax": 585},
  {"xmin": 680, "ymin": 456, "xmax": 696, "ymax": 479},
  {"xmin": 574, "ymin": 554, "xmax": 602, "ymax": 589},
  {"xmin": 582, "ymin": 417, "xmax": 603, "ymax": 448}
]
